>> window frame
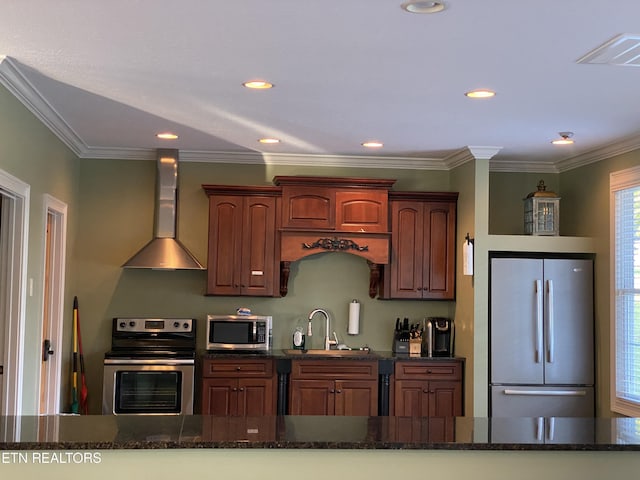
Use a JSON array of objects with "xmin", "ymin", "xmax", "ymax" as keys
[{"xmin": 610, "ymin": 165, "xmax": 640, "ymax": 417}]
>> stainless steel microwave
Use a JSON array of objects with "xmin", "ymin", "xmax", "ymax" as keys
[{"xmin": 206, "ymin": 314, "xmax": 272, "ymax": 351}]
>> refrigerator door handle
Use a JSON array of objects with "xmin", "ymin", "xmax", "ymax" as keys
[
  {"xmin": 503, "ymin": 389, "xmax": 588, "ymax": 397},
  {"xmin": 547, "ymin": 279, "xmax": 555, "ymax": 363},
  {"xmin": 536, "ymin": 417, "xmax": 544, "ymax": 442},
  {"xmin": 535, "ymin": 280, "xmax": 543, "ymax": 363},
  {"xmin": 547, "ymin": 417, "xmax": 555, "ymax": 441}
]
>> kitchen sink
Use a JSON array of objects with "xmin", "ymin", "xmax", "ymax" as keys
[{"xmin": 282, "ymin": 348, "xmax": 375, "ymax": 357}]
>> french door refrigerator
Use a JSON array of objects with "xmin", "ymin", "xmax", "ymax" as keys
[{"xmin": 490, "ymin": 256, "xmax": 595, "ymax": 421}]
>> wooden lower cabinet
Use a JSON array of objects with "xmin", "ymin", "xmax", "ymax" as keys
[
  {"xmin": 393, "ymin": 360, "xmax": 463, "ymax": 417},
  {"xmin": 201, "ymin": 358, "xmax": 276, "ymax": 416},
  {"xmin": 201, "ymin": 416, "xmax": 277, "ymax": 442},
  {"xmin": 288, "ymin": 359, "xmax": 378, "ymax": 416},
  {"xmin": 378, "ymin": 416, "xmax": 456, "ymax": 443}
]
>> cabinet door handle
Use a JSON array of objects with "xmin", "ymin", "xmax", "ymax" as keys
[
  {"xmin": 329, "ymin": 389, "xmax": 335, "ymax": 394},
  {"xmin": 232, "ymin": 387, "xmax": 238, "ymax": 392},
  {"xmin": 239, "ymin": 387, "xmax": 244, "ymax": 392},
  {"xmin": 236, "ymin": 367, "xmax": 241, "ymax": 371},
  {"xmin": 336, "ymin": 389, "xmax": 342, "ymax": 394}
]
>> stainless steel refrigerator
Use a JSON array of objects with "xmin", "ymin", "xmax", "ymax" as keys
[{"xmin": 489, "ymin": 256, "xmax": 595, "ymax": 419}]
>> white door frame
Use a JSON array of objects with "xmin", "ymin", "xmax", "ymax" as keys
[
  {"xmin": 39, "ymin": 195, "xmax": 67, "ymax": 415},
  {"xmin": 0, "ymin": 168, "xmax": 29, "ymax": 417}
]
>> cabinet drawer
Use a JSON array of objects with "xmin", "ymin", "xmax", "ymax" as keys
[
  {"xmin": 394, "ymin": 361, "xmax": 461, "ymax": 380},
  {"xmin": 202, "ymin": 358, "xmax": 274, "ymax": 378},
  {"xmin": 291, "ymin": 360, "xmax": 378, "ymax": 380}
]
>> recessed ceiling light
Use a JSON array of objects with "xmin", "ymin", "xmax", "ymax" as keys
[
  {"xmin": 465, "ymin": 89, "xmax": 496, "ymax": 99},
  {"xmin": 551, "ymin": 132, "xmax": 574, "ymax": 145},
  {"xmin": 362, "ymin": 141, "xmax": 384, "ymax": 148},
  {"xmin": 259, "ymin": 138, "xmax": 280, "ymax": 144},
  {"xmin": 156, "ymin": 132, "xmax": 179, "ymax": 140},
  {"xmin": 400, "ymin": 1, "xmax": 446, "ymax": 14},
  {"xmin": 243, "ymin": 80, "xmax": 274, "ymax": 89}
]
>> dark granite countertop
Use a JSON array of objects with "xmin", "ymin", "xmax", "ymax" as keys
[
  {"xmin": 1, "ymin": 416, "xmax": 638, "ymax": 451},
  {"xmin": 201, "ymin": 349, "xmax": 465, "ymax": 361}
]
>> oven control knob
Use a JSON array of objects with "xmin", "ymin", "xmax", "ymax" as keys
[
  {"xmin": 129, "ymin": 321, "xmax": 136, "ymax": 328},
  {"xmin": 119, "ymin": 321, "xmax": 126, "ymax": 329},
  {"xmin": 173, "ymin": 321, "xmax": 180, "ymax": 328},
  {"xmin": 183, "ymin": 322, "xmax": 190, "ymax": 329}
]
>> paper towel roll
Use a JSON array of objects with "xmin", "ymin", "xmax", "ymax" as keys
[
  {"xmin": 463, "ymin": 240, "xmax": 474, "ymax": 276},
  {"xmin": 348, "ymin": 300, "xmax": 360, "ymax": 335}
]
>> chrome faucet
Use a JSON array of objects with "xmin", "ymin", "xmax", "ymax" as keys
[{"xmin": 307, "ymin": 308, "xmax": 338, "ymax": 350}]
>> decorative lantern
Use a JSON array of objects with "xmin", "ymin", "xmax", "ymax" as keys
[{"xmin": 523, "ymin": 180, "xmax": 560, "ymax": 236}]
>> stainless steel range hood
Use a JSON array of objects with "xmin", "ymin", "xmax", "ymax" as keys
[{"xmin": 122, "ymin": 149, "xmax": 204, "ymax": 270}]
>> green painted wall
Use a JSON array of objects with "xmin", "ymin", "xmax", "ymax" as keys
[
  {"xmin": 74, "ymin": 159, "xmax": 457, "ymax": 414},
  {"xmin": 450, "ymin": 159, "xmax": 476, "ymax": 415},
  {"xmin": 0, "ymin": 84, "xmax": 79, "ymax": 414},
  {"xmin": 1, "ymin": 77, "xmax": 636, "ymax": 418},
  {"xmin": 560, "ymin": 150, "xmax": 640, "ymax": 415},
  {"xmin": 489, "ymin": 172, "xmax": 560, "ymax": 235}
]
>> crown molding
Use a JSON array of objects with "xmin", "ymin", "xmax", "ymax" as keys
[
  {"xmin": 0, "ymin": 56, "xmax": 86, "ymax": 156},
  {"xmin": 185, "ymin": 150, "xmax": 448, "ymax": 170},
  {"xmin": 555, "ymin": 133, "xmax": 640, "ymax": 173},
  {"xmin": 3, "ymin": 55, "xmax": 638, "ymax": 173},
  {"xmin": 489, "ymin": 159, "xmax": 559, "ymax": 173},
  {"xmin": 444, "ymin": 146, "xmax": 502, "ymax": 169}
]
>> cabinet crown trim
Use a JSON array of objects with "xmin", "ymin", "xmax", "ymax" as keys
[{"xmin": 273, "ymin": 175, "xmax": 396, "ymax": 189}]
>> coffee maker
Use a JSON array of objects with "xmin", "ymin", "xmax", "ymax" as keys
[{"xmin": 424, "ymin": 317, "xmax": 454, "ymax": 357}]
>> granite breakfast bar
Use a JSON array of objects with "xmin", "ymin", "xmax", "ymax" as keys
[{"xmin": 1, "ymin": 415, "xmax": 640, "ymax": 480}]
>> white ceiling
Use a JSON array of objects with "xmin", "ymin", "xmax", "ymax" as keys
[{"xmin": 2, "ymin": 0, "xmax": 640, "ymax": 172}]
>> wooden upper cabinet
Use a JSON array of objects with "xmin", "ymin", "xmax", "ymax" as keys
[
  {"xmin": 281, "ymin": 186, "xmax": 335, "ymax": 230},
  {"xmin": 424, "ymin": 201, "xmax": 456, "ymax": 298},
  {"xmin": 335, "ymin": 190, "xmax": 388, "ymax": 233},
  {"xmin": 274, "ymin": 176, "xmax": 395, "ymax": 232},
  {"xmin": 203, "ymin": 185, "xmax": 281, "ymax": 297},
  {"xmin": 383, "ymin": 192, "xmax": 458, "ymax": 300}
]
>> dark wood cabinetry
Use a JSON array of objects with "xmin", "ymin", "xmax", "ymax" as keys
[
  {"xmin": 378, "ymin": 417, "xmax": 456, "ymax": 442},
  {"xmin": 203, "ymin": 179, "xmax": 457, "ymax": 299},
  {"xmin": 382, "ymin": 192, "xmax": 457, "ymax": 300},
  {"xmin": 203, "ymin": 186, "xmax": 281, "ymax": 296},
  {"xmin": 393, "ymin": 359, "xmax": 463, "ymax": 417},
  {"xmin": 275, "ymin": 176, "xmax": 394, "ymax": 233},
  {"xmin": 201, "ymin": 416, "xmax": 277, "ymax": 442},
  {"xmin": 201, "ymin": 358, "xmax": 277, "ymax": 416},
  {"xmin": 288, "ymin": 359, "xmax": 378, "ymax": 416}
]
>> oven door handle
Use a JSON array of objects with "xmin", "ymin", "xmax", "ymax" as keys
[{"xmin": 103, "ymin": 358, "xmax": 195, "ymax": 365}]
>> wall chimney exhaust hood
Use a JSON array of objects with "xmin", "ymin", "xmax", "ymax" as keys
[{"xmin": 122, "ymin": 149, "xmax": 204, "ymax": 270}]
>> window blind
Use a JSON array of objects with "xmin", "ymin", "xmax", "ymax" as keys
[{"xmin": 612, "ymin": 165, "xmax": 640, "ymax": 416}]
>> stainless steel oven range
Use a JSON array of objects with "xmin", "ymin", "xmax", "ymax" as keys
[{"xmin": 102, "ymin": 318, "xmax": 196, "ymax": 415}]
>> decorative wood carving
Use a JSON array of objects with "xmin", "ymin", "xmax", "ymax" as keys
[
  {"xmin": 302, "ymin": 237, "xmax": 369, "ymax": 253},
  {"xmin": 280, "ymin": 261, "xmax": 291, "ymax": 297},
  {"xmin": 280, "ymin": 231, "xmax": 389, "ymax": 264},
  {"xmin": 367, "ymin": 261, "xmax": 381, "ymax": 299}
]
